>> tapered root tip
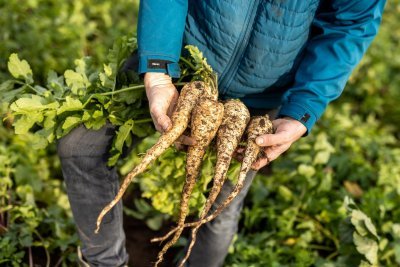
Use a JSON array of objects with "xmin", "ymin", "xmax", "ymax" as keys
[
  {"xmin": 95, "ymin": 208, "xmax": 110, "ymax": 234},
  {"xmin": 150, "ymin": 237, "xmax": 164, "ymax": 243},
  {"xmin": 154, "ymin": 257, "xmax": 163, "ymax": 267},
  {"xmin": 95, "ymin": 215, "xmax": 105, "ymax": 233}
]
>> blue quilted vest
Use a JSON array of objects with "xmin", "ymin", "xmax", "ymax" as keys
[{"xmin": 184, "ymin": 0, "xmax": 319, "ymax": 101}]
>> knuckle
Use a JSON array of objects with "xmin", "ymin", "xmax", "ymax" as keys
[
  {"xmin": 156, "ymin": 115, "xmax": 165, "ymax": 123},
  {"xmin": 150, "ymin": 106, "xmax": 159, "ymax": 116},
  {"xmin": 282, "ymin": 133, "xmax": 292, "ymax": 142}
]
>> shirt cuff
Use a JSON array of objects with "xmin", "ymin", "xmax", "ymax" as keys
[
  {"xmin": 277, "ymin": 102, "xmax": 319, "ymax": 135},
  {"xmin": 138, "ymin": 54, "xmax": 181, "ymax": 78}
]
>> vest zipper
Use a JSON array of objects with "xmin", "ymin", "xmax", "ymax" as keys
[{"xmin": 218, "ymin": 0, "xmax": 260, "ymax": 95}]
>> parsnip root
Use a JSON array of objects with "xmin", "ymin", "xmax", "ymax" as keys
[
  {"xmin": 178, "ymin": 99, "xmax": 250, "ymax": 266},
  {"xmin": 151, "ymin": 116, "xmax": 273, "ymax": 245},
  {"xmin": 154, "ymin": 97, "xmax": 224, "ymax": 267}
]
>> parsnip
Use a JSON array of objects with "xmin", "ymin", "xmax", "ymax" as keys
[
  {"xmin": 154, "ymin": 97, "xmax": 224, "ymax": 267},
  {"xmin": 178, "ymin": 99, "xmax": 249, "ymax": 266},
  {"xmin": 152, "ymin": 115, "xmax": 273, "ymax": 241}
]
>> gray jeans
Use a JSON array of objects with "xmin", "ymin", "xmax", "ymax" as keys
[{"xmin": 57, "ymin": 123, "xmax": 258, "ymax": 267}]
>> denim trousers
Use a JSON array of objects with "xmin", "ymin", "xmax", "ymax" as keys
[{"xmin": 57, "ymin": 121, "xmax": 261, "ymax": 267}]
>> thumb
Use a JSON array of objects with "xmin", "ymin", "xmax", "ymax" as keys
[
  {"xmin": 151, "ymin": 105, "xmax": 172, "ymax": 132},
  {"xmin": 255, "ymin": 131, "xmax": 290, "ymax": 147}
]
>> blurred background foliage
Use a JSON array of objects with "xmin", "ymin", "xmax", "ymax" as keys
[{"xmin": 0, "ymin": 0, "xmax": 399, "ymax": 266}]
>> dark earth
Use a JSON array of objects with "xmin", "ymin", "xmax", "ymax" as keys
[{"xmin": 124, "ymin": 212, "xmax": 182, "ymax": 267}]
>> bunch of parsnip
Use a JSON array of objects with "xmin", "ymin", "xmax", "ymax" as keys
[
  {"xmin": 3, "ymin": 34, "xmax": 273, "ymax": 266},
  {"xmin": 95, "ymin": 80, "xmax": 273, "ymax": 267}
]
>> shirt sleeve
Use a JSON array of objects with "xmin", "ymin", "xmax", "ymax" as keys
[
  {"xmin": 277, "ymin": 0, "xmax": 386, "ymax": 134},
  {"xmin": 137, "ymin": 0, "xmax": 188, "ymax": 78}
]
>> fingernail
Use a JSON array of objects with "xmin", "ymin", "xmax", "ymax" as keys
[
  {"xmin": 163, "ymin": 122, "xmax": 171, "ymax": 132},
  {"xmin": 256, "ymin": 137, "xmax": 264, "ymax": 145}
]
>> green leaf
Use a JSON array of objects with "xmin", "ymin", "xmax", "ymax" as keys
[
  {"xmin": 64, "ymin": 70, "xmax": 90, "ymax": 95},
  {"xmin": 394, "ymin": 243, "xmax": 400, "ymax": 265},
  {"xmin": 392, "ymin": 224, "xmax": 400, "ymax": 239},
  {"xmin": 74, "ymin": 58, "xmax": 87, "ymax": 75},
  {"xmin": 62, "ymin": 116, "xmax": 82, "ymax": 131},
  {"xmin": 92, "ymin": 110, "xmax": 103, "ymax": 119},
  {"xmin": 10, "ymin": 96, "xmax": 43, "ymax": 111},
  {"xmin": 43, "ymin": 110, "xmax": 57, "ymax": 129},
  {"xmin": 104, "ymin": 64, "xmax": 112, "ymax": 77},
  {"xmin": 313, "ymin": 150, "xmax": 331, "ymax": 165},
  {"xmin": 132, "ymin": 123, "xmax": 153, "ymax": 137},
  {"xmin": 278, "ymin": 185, "xmax": 293, "ymax": 201},
  {"xmin": 57, "ymin": 96, "xmax": 83, "ymax": 115},
  {"xmin": 47, "ymin": 70, "xmax": 66, "ymax": 98},
  {"xmin": 363, "ymin": 219, "xmax": 379, "ymax": 241},
  {"xmin": 107, "ymin": 153, "xmax": 121, "ymax": 166},
  {"xmin": 359, "ymin": 260, "xmax": 373, "ymax": 267},
  {"xmin": 351, "ymin": 210, "xmax": 369, "ymax": 237},
  {"xmin": 31, "ymin": 131, "xmax": 50, "ymax": 149},
  {"xmin": 344, "ymin": 196, "xmax": 358, "ymax": 211},
  {"xmin": 351, "ymin": 210, "xmax": 379, "ymax": 240},
  {"xmin": 339, "ymin": 218, "xmax": 355, "ymax": 244},
  {"xmin": 183, "ymin": 45, "xmax": 216, "ymax": 93},
  {"xmin": 13, "ymin": 113, "xmax": 44, "ymax": 134},
  {"xmin": 0, "ymin": 81, "xmax": 24, "ymax": 102},
  {"xmin": 106, "ymin": 35, "xmax": 137, "ymax": 77},
  {"xmin": 146, "ymin": 216, "xmax": 163, "ymax": 231},
  {"xmin": 8, "ymin": 53, "xmax": 33, "ymax": 83},
  {"xmin": 123, "ymin": 207, "xmax": 145, "ymax": 220},
  {"xmin": 10, "ymin": 95, "xmax": 59, "ymax": 113},
  {"xmin": 353, "ymin": 232, "xmax": 378, "ymax": 265},
  {"xmin": 84, "ymin": 117, "xmax": 107, "ymax": 130},
  {"xmin": 99, "ymin": 72, "xmax": 110, "ymax": 87},
  {"xmin": 0, "ymin": 80, "xmax": 15, "ymax": 92},
  {"xmin": 297, "ymin": 164, "xmax": 316, "ymax": 178},
  {"xmin": 114, "ymin": 119, "xmax": 134, "ymax": 152}
]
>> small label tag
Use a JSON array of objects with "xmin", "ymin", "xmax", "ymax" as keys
[
  {"xmin": 300, "ymin": 113, "xmax": 311, "ymax": 123},
  {"xmin": 147, "ymin": 59, "xmax": 170, "ymax": 69}
]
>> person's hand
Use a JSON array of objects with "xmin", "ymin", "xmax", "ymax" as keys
[
  {"xmin": 251, "ymin": 117, "xmax": 307, "ymax": 170},
  {"xmin": 144, "ymin": 72, "xmax": 195, "ymax": 147},
  {"xmin": 144, "ymin": 72, "xmax": 179, "ymax": 133},
  {"xmin": 234, "ymin": 117, "xmax": 307, "ymax": 170}
]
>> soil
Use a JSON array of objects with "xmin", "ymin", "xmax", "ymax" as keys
[
  {"xmin": 123, "ymin": 189, "xmax": 185, "ymax": 267},
  {"xmin": 124, "ymin": 213, "xmax": 182, "ymax": 267}
]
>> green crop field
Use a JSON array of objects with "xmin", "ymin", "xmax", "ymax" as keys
[{"xmin": 0, "ymin": 1, "xmax": 399, "ymax": 266}]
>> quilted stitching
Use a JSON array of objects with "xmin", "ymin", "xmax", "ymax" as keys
[{"xmin": 184, "ymin": 0, "xmax": 320, "ymax": 95}]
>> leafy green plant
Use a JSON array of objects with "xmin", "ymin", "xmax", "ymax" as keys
[
  {"xmin": 337, "ymin": 197, "xmax": 380, "ymax": 267},
  {"xmin": 2, "ymin": 36, "xmax": 220, "ymax": 166},
  {"xmin": 2, "ymin": 36, "xmax": 155, "ymax": 166},
  {"xmin": 0, "ymin": 0, "xmax": 140, "ymax": 82},
  {"xmin": 0, "ymin": 118, "xmax": 78, "ymax": 266}
]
